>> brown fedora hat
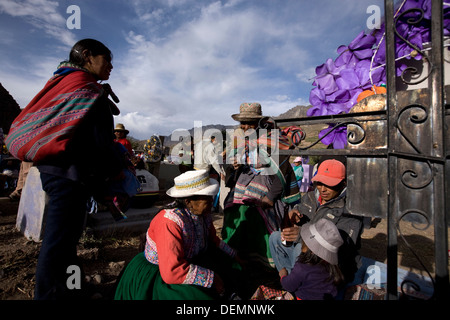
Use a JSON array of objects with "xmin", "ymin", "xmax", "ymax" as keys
[
  {"xmin": 114, "ymin": 123, "xmax": 129, "ymax": 135},
  {"xmin": 231, "ymin": 102, "xmax": 264, "ymax": 122}
]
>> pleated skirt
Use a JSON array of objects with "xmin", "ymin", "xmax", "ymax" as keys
[{"xmin": 114, "ymin": 252, "xmax": 215, "ymax": 300}]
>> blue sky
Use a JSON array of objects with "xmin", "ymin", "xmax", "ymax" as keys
[{"xmin": 0, "ymin": 0, "xmax": 385, "ymax": 139}]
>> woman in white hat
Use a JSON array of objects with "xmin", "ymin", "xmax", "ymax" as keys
[{"xmin": 115, "ymin": 169, "xmax": 243, "ymax": 300}]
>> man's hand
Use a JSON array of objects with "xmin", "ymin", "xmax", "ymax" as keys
[
  {"xmin": 281, "ymin": 225, "xmax": 300, "ymax": 243},
  {"xmin": 288, "ymin": 208, "xmax": 304, "ymax": 224}
]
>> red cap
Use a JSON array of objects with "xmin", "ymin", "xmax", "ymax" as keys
[{"xmin": 312, "ymin": 160, "xmax": 345, "ymax": 187}]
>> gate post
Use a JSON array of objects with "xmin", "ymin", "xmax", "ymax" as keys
[
  {"xmin": 384, "ymin": 0, "xmax": 399, "ymax": 300},
  {"xmin": 430, "ymin": 0, "xmax": 449, "ymax": 300}
]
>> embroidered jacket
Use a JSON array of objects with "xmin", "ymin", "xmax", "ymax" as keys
[{"xmin": 145, "ymin": 208, "xmax": 236, "ymax": 288}]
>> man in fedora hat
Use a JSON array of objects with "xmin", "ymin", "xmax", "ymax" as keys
[
  {"xmin": 222, "ymin": 102, "xmax": 300, "ymax": 270},
  {"xmin": 114, "ymin": 123, "xmax": 133, "ymax": 156},
  {"xmin": 231, "ymin": 102, "xmax": 264, "ymax": 124}
]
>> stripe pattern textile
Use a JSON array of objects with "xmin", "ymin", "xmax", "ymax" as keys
[{"xmin": 6, "ymin": 65, "xmax": 103, "ymax": 162}]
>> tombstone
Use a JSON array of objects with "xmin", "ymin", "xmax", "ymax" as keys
[
  {"xmin": 131, "ymin": 169, "xmax": 159, "ymax": 208},
  {"xmin": 158, "ymin": 162, "xmax": 181, "ymax": 190},
  {"xmin": 16, "ymin": 166, "xmax": 48, "ymax": 242}
]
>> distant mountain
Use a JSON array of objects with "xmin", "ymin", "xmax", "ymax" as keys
[
  {"xmin": 163, "ymin": 124, "xmax": 237, "ymax": 148},
  {"xmin": 135, "ymin": 104, "xmax": 314, "ymax": 149},
  {"xmin": 163, "ymin": 105, "xmax": 313, "ymax": 147},
  {"xmin": 275, "ymin": 105, "xmax": 312, "ymax": 119}
]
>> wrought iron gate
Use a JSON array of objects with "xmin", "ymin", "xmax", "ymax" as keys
[{"xmin": 275, "ymin": 0, "xmax": 449, "ymax": 300}]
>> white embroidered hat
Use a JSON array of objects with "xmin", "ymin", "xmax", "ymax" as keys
[
  {"xmin": 166, "ymin": 169, "xmax": 219, "ymax": 198},
  {"xmin": 300, "ymin": 218, "xmax": 344, "ymax": 265}
]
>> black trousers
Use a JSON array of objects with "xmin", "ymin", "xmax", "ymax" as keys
[{"xmin": 34, "ymin": 173, "xmax": 88, "ymax": 300}]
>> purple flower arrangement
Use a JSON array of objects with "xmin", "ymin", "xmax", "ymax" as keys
[{"xmin": 308, "ymin": 0, "xmax": 450, "ymax": 149}]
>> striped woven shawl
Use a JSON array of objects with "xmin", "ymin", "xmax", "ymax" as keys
[{"xmin": 6, "ymin": 65, "xmax": 103, "ymax": 162}]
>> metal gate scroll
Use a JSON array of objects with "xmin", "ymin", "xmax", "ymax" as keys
[{"xmin": 274, "ymin": 0, "xmax": 449, "ymax": 300}]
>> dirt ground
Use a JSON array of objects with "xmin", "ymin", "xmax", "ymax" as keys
[{"xmin": 0, "ymin": 194, "xmax": 448, "ymax": 300}]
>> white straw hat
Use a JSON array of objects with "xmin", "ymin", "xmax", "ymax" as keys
[{"xmin": 166, "ymin": 169, "xmax": 219, "ymax": 198}]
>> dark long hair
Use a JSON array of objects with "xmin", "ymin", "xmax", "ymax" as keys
[
  {"xmin": 298, "ymin": 246, "xmax": 344, "ymax": 286},
  {"xmin": 164, "ymin": 198, "xmax": 187, "ymax": 210},
  {"xmin": 163, "ymin": 196, "xmax": 212, "ymax": 210},
  {"xmin": 69, "ymin": 39, "xmax": 112, "ymax": 67}
]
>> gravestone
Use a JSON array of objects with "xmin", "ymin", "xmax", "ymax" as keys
[{"xmin": 16, "ymin": 166, "xmax": 48, "ymax": 242}]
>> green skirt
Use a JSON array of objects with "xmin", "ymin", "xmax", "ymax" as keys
[
  {"xmin": 114, "ymin": 252, "xmax": 215, "ymax": 300},
  {"xmin": 221, "ymin": 204, "xmax": 273, "ymax": 268}
]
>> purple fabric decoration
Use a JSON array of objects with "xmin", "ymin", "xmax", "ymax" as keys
[{"xmin": 308, "ymin": 0, "xmax": 449, "ymax": 149}]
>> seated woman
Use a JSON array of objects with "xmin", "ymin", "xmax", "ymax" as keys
[{"xmin": 114, "ymin": 169, "xmax": 243, "ymax": 300}]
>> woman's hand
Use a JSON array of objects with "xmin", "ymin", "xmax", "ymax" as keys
[
  {"xmin": 213, "ymin": 273, "xmax": 225, "ymax": 296},
  {"xmin": 279, "ymin": 268, "xmax": 288, "ymax": 278}
]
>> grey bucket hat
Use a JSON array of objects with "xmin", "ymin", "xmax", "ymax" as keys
[{"xmin": 300, "ymin": 219, "xmax": 344, "ymax": 265}]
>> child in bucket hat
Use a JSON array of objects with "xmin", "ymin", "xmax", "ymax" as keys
[{"xmin": 279, "ymin": 219, "xmax": 345, "ymax": 300}]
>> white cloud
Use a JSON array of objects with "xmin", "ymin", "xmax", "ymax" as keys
[
  {"xmin": 296, "ymin": 67, "xmax": 317, "ymax": 84},
  {"xmin": 260, "ymin": 97, "xmax": 310, "ymax": 119},
  {"xmin": 0, "ymin": 0, "xmax": 76, "ymax": 47},
  {"xmin": 0, "ymin": 56, "xmax": 59, "ymax": 108},
  {"xmin": 110, "ymin": 0, "xmax": 317, "ymax": 138},
  {"xmin": 0, "ymin": 0, "xmax": 386, "ymax": 140}
]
